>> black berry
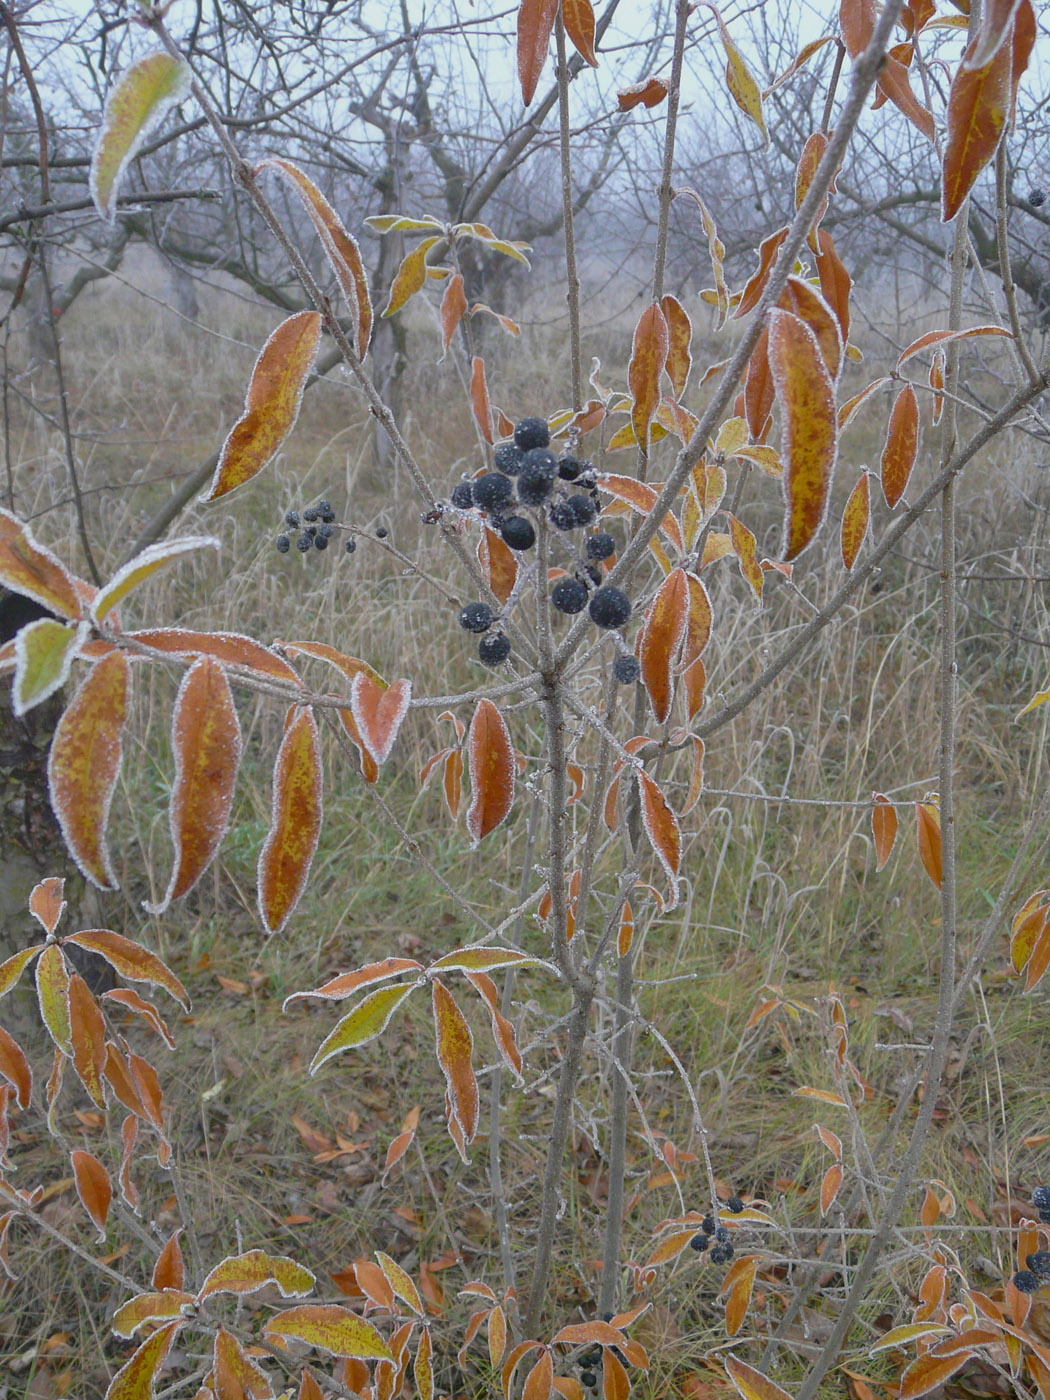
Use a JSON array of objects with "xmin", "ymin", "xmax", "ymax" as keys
[
  {"xmin": 1029, "ymin": 1251, "xmax": 1050, "ymax": 1280},
  {"xmin": 586, "ymin": 532, "xmax": 616, "ymax": 561},
  {"xmin": 558, "ymin": 455, "xmax": 583, "ymax": 481},
  {"xmin": 479, "ymin": 632, "xmax": 511, "ymax": 666},
  {"xmin": 1014, "ymin": 1269, "xmax": 1040, "ymax": 1294},
  {"xmin": 474, "ymin": 472, "xmax": 515, "ymax": 514},
  {"xmin": 275, "ymin": 534, "xmax": 291, "ymax": 553},
  {"xmin": 459, "ymin": 602, "xmax": 495, "ymax": 633},
  {"xmin": 552, "ymin": 578, "xmax": 588, "ymax": 614},
  {"xmin": 727, "ymin": 1197, "xmax": 744, "ymax": 1213},
  {"xmin": 500, "ymin": 515, "xmax": 536, "ymax": 551},
  {"xmin": 303, "ymin": 507, "xmax": 319, "ymax": 523},
  {"xmin": 314, "ymin": 533, "xmax": 329, "ymax": 550},
  {"xmin": 296, "ymin": 534, "xmax": 312, "ymax": 553},
  {"xmin": 517, "ymin": 449, "xmax": 557, "ymax": 506},
  {"xmin": 345, "ymin": 538, "xmax": 357, "ymax": 554},
  {"xmin": 514, "ymin": 416, "xmax": 550, "ymax": 451},
  {"xmin": 613, "ymin": 656, "xmax": 640, "ymax": 684},
  {"xmin": 602, "ymin": 1312, "xmax": 614, "ymax": 1323},
  {"xmin": 580, "ymin": 1374, "xmax": 596, "ymax": 1390},
  {"xmin": 689, "ymin": 1232, "xmax": 709, "ymax": 1252},
  {"xmin": 376, "ymin": 526, "xmax": 389, "ymax": 539},
  {"xmin": 305, "ymin": 525, "xmax": 318, "ymax": 537},
  {"xmin": 285, "ymin": 510, "xmax": 301, "ymax": 529},
  {"xmin": 1040, "ymin": 1210, "xmax": 1050, "ymax": 1225},
  {"xmin": 1029, "ymin": 189, "xmax": 1046, "ymax": 207},
  {"xmin": 714, "ymin": 1225, "xmax": 730, "ymax": 1242},
  {"xmin": 580, "ymin": 564, "xmax": 602, "ymax": 587},
  {"xmin": 319, "ymin": 523, "xmax": 334, "ymax": 539},
  {"xmin": 568, "ymin": 494, "xmax": 597, "ymax": 527},
  {"xmin": 549, "ymin": 501, "xmax": 578, "ymax": 531},
  {"xmin": 317, "ymin": 498, "xmax": 334, "ymax": 520},
  {"xmin": 495, "ymin": 443, "xmax": 524, "ymax": 475},
  {"xmin": 701, "ymin": 1215, "xmax": 716, "ymax": 1236},
  {"xmin": 1033, "ymin": 1186, "xmax": 1050, "ymax": 1211},
  {"xmin": 710, "ymin": 1241, "xmax": 734, "ymax": 1266},
  {"xmin": 589, "ymin": 586, "xmax": 631, "ymax": 629},
  {"xmin": 450, "ymin": 480, "xmax": 475, "ymax": 510}
]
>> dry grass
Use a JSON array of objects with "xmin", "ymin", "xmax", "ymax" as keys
[{"xmin": 3, "ymin": 252, "xmax": 1050, "ymax": 1399}]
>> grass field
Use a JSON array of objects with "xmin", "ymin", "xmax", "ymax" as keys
[{"xmin": 3, "ymin": 250, "xmax": 1050, "ymax": 1399}]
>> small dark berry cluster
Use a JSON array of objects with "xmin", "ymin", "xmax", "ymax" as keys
[
  {"xmin": 690, "ymin": 1211, "xmax": 737, "ymax": 1267},
  {"xmin": 577, "ymin": 1344, "xmax": 601, "ymax": 1390},
  {"xmin": 457, "ymin": 601, "xmax": 511, "ymax": 667},
  {"xmin": 1029, "ymin": 188, "xmax": 1046, "ymax": 208},
  {"xmin": 450, "ymin": 417, "xmax": 633, "ymax": 654},
  {"xmin": 275, "ymin": 498, "xmax": 346, "ymax": 556}
]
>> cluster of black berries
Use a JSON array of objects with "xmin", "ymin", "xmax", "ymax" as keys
[
  {"xmin": 458, "ymin": 601, "xmax": 511, "ymax": 668},
  {"xmin": 275, "ymin": 498, "xmax": 348, "ymax": 555},
  {"xmin": 578, "ymin": 1344, "xmax": 601, "ymax": 1390},
  {"xmin": 451, "ymin": 418, "xmax": 633, "ymax": 658},
  {"xmin": 1029, "ymin": 188, "xmax": 1046, "ymax": 208},
  {"xmin": 690, "ymin": 1199, "xmax": 744, "ymax": 1267},
  {"xmin": 1015, "ymin": 1251, "xmax": 1050, "ymax": 1294}
]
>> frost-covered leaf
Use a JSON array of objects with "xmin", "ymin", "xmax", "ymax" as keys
[
  {"xmin": 350, "ymin": 673, "xmax": 411, "ymax": 768},
  {"xmin": 263, "ymin": 1305, "xmax": 392, "ymax": 1360},
  {"xmin": 91, "ymin": 54, "xmax": 190, "ymax": 222},
  {"xmin": 201, "ymin": 312, "xmax": 321, "ymax": 502},
  {"xmin": 103, "ymin": 1319, "xmax": 182, "ymax": 1400},
  {"xmin": 309, "ymin": 982, "xmax": 418, "ymax": 1073},
  {"xmin": 93, "ymin": 539, "xmax": 219, "ymax": 623},
  {"xmin": 71, "ymin": 1148, "xmax": 111, "ymax": 1238},
  {"xmin": 198, "ymin": 1249, "xmax": 315, "ymax": 1301},
  {"xmin": 13, "ymin": 619, "xmax": 88, "ymax": 716},
  {"xmin": 767, "ymin": 308, "xmax": 838, "ymax": 561},
  {"xmin": 433, "ymin": 979, "xmax": 478, "ymax": 1147},
  {"xmin": 65, "ymin": 929, "xmax": 189, "ymax": 1010},
  {"xmin": 0, "ymin": 509, "xmax": 83, "ymax": 619},
  {"xmin": 258, "ymin": 707, "xmax": 322, "ymax": 935},
  {"xmin": 466, "ymin": 700, "xmax": 514, "ymax": 844}
]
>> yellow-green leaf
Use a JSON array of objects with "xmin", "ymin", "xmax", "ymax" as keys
[
  {"xmin": 198, "ymin": 1249, "xmax": 315, "ymax": 1301},
  {"xmin": 723, "ymin": 1356, "xmax": 792, "ymax": 1400},
  {"xmin": 263, "ymin": 1305, "xmax": 393, "ymax": 1360},
  {"xmin": 13, "ymin": 619, "xmax": 88, "ymax": 716},
  {"xmin": 382, "ymin": 237, "xmax": 442, "ymax": 317},
  {"xmin": 92, "ymin": 538, "xmax": 219, "ymax": 623},
  {"xmin": 310, "ymin": 982, "xmax": 418, "ymax": 1074},
  {"xmin": 104, "ymin": 1320, "xmax": 182, "ymax": 1400},
  {"xmin": 90, "ymin": 54, "xmax": 190, "ymax": 222},
  {"xmin": 711, "ymin": 6, "xmax": 767, "ymax": 142}
]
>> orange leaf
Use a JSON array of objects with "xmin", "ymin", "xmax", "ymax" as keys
[
  {"xmin": 640, "ymin": 569, "xmax": 689, "ymax": 724},
  {"xmin": 30, "ymin": 877, "xmax": 66, "ymax": 935},
  {"xmin": 111, "ymin": 1289, "xmax": 196, "ymax": 1339},
  {"xmin": 776, "ymin": 277, "xmax": 842, "ymax": 380},
  {"xmin": 466, "ymin": 699, "xmax": 514, "ymax": 843},
  {"xmin": 617, "ymin": 900, "xmax": 634, "ymax": 956},
  {"xmin": 896, "ymin": 324, "xmax": 1010, "ymax": 370},
  {"xmin": 563, "ymin": 0, "xmax": 597, "ymax": 65},
  {"xmin": 517, "ymin": 0, "xmax": 558, "ymax": 104},
  {"xmin": 1023, "ymin": 920, "xmax": 1050, "ymax": 993},
  {"xmin": 283, "ymin": 958, "xmax": 423, "ymax": 1008},
  {"xmin": 724, "ymin": 1356, "xmax": 792, "ymax": 1400},
  {"xmin": 724, "ymin": 1255, "xmax": 758, "ymax": 1335},
  {"xmin": 881, "ymin": 384, "xmax": 920, "ymax": 508},
  {"xmin": 258, "ymin": 707, "xmax": 323, "ymax": 935},
  {"xmin": 351, "ymin": 674, "xmax": 411, "ymax": 768},
  {"xmin": 872, "ymin": 794, "xmax": 898, "ymax": 871},
  {"xmin": 681, "ymin": 737, "xmax": 705, "ymax": 816},
  {"xmin": 767, "ymin": 308, "xmax": 838, "ymax": 561},
  {"xmin": 638, "ymin": 771, "xmax": 680, "ymax": 906},
  {"xmin": 0, "ymin": 1025, "xmax": 31, "ymax": 1110},
  {"xmin": 899, "ymin": 1351, "xmax": 972, "ymax": 1400},
  {"xmin": 383, "ymin": 1106, "xmax": 420, "ymax": 1183},
  {"xmin": 617, "ymin": 77, "xmax": 667, "ymax": 110},
  {"xmin": 0, "ymin": 508, "xmax": 83, "ymax": 620},
  {"xmin": 433, "ymin": 978, "xmax": 478, "ymax": 1148},
  {"xmin": 152, "ymin": 1231, "xmax": 184, "ymax": 1291},
  {"xmin": 930, "ymin": 351, "xmax": 945, "ymax": 425},
  {"xmin": 147, "ymin": 656, "xmax": 241, "ymax": 913},
  {"xmin": 71, "ymin": 1148, "xmax": 110, "ymax": 1237},
  {"xmin": 876, "ymin": 53, "xmax": 935, "ymax": 141},
  {"xmin": 661, "ymin": 295, "xmax": 692, "ymax": 400},
  {"xmin": 916, "ymin": 800, "xmax": 943, "ymax": 889},
  {"xmin": 820, "ymin": 1162, "xmax": 844, "ymax": 1215},
  {"xmin": 464, "ymin": 970, "xmax": 523, "ymax": 1080},
  {"xmin": 629, "ymin": 302, "xmax": 669, "ymax": 454},
  {"xmin": 48, "ymin": 650, "xmax": 128, "ymax": 890},
  {"xmin": 201, "ymin": 312, "xmax": 321, "ymax": 501},
  {"xmin": 126, "ymin": 628, "xmax": 303, "ymax": 686},
  {"xmin": 966, "ymin": 0, "xmax": 1025, "ymax": 70},
  {"xmin": 478, "ymin": 526, "xmax": 519, "ymax": 606},
  {"xmin": 64, "ymin": 929, "xmax": 189, "ymax": 1009},
  {"xmin": 415, "ymin": 1325, "xmax": 435, "ymax": 1400},
  {"xmin": 710, "ymin": 5, "xmax": 766, "ymax": 140},
  {"xmin": 441, "ymin": 273, "xmax": 468, "ymax": 355},
  {"xmin": 727, "ymin": 513, "xmax": 764, "ymax": 600},
  {"xmin": 796, "ymin": 130, "xmax": 830, "ymax": 243},
  {"xmin": 814, "ymin": 229, "xmax": 852, "ymax": 344},
  {"xmin": 744, "ymin": 327, "xmax": 774, "ymax": 441},
  {"xmin": 523, "ymin": 1349, "xmax": 554, "ymax": 1400},
  {"xmin": 213, "ymin": 1326, "xmax": 271, "ymax": 1400},
  {"xmin": 942, "ymin": 35, "xmax": 1012, "ymax": 222},
  {"xmin": 258, "ymin": 158, "xmax": 371, "ymax": 357},
  {"xmin": 382, "ymin": 237, "xmax": 441, "ymax": 317},
  {"xmin": 471, "ymin": 356, "xmax": 494, "ymax": 444},
  {"xmin": 602, "ymin": 1349, "xmax": 630, "ymax": 1400},
  {"xmin": 841, "ymin": 471, "xmax": 870, "ymax": 571},
  {"xmin": 735, "ymin": 227, "xmax": 789, "ymax": 318},
  {"xmin": 68, "ymin": 973, "xmax": 106, "ymax": 1108}
]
